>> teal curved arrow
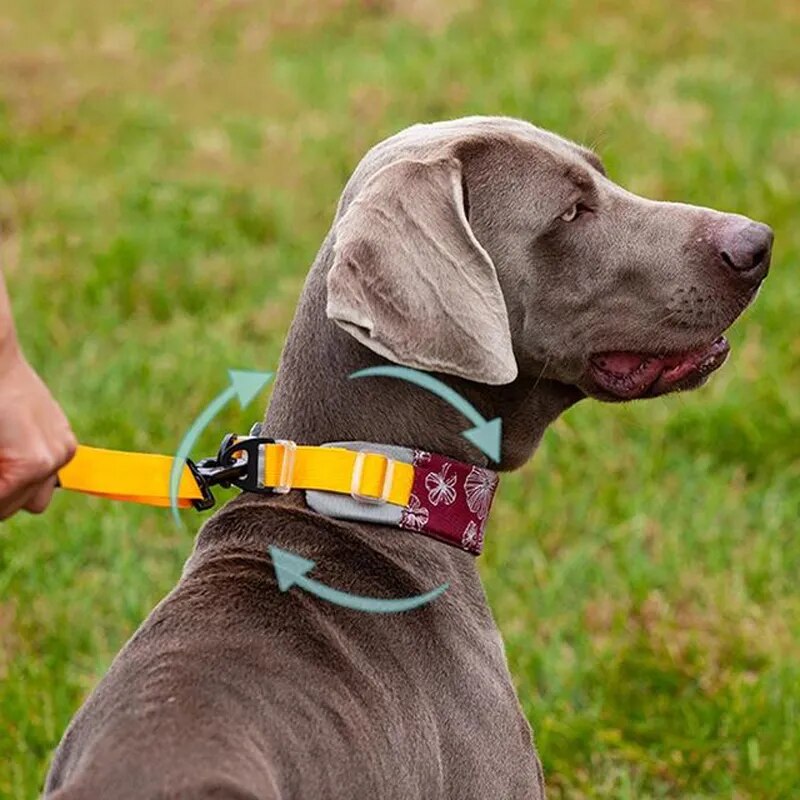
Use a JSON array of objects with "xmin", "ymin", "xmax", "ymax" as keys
[
  {"xmin": 169, "ymin": 369, "xmax": 273, "ymax": 525},
  {"xmin": 349, "ymin": 365, "xmax": 502, "ymax": 462},
  {"xmin": 269, "ymin": 545, "xmax": 448, "ymax": 613}
]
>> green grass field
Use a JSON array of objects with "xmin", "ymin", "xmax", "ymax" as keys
[{"xmin": 1, "ymin": 1, "xmax": 798, "ymax": 797}]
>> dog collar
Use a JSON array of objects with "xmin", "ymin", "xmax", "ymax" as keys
[
  {"xmin": 57, "ymin": 436, "xmax": 499, "ymax": 556},
  {"xmin": 304, "ymin": 442, "xmax": 498, "ymax": 555}
]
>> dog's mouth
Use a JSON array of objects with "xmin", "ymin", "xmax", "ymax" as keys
[{"xmin": 588, "ymin": 336, "xmax": 731, "ymax": 400}]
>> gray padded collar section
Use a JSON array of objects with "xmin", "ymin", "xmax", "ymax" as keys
[{"xmin": 304, "ymin": 441, "xmax": 414, "ymax": 526}]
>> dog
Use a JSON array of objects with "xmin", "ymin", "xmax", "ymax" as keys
[{"xmin": 44, "ymin": 117, "xmax": 772, "ymax": 799}]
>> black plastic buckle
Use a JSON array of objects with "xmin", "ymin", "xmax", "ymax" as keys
[
  {"xmin": 218, "ymin": 435, "xmax": 276, "ymax": 494},
  {"xmin": 188, "ymin": 433, "xmax": 276, "ymax": 510}
]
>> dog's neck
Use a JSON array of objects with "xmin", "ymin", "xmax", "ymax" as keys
[
  {"xmin": 233, "ymin": 248, "xmax": 583, "ymax": 619},
  {"xmin": 263, "ymin": 249, "xmax": 582, "ymax": 470}
]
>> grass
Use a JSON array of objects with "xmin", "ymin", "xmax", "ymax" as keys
[{"xmin": 0, "ymin": 0, "xmax": 798, "ymax": 797}]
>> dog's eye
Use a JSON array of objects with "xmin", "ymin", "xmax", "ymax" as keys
[{"xmin": 560, "ymin": 202, "xmax": 587, "ymax": 222}]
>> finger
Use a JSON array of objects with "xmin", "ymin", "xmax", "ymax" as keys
[
  {"xmin": 61, "ymin": 431, "xmax": 78, "ymax": 468},
  {"xmin": 43, "ymin": 417, "xmax": 78, "ymax": 469},
  {"xmin": 0, "ymin": 441, "xmax": 72, "ymax": 518},
  {"xmin": 15, "ymin": 449, "xmax": 63, "ymax": 488},
  {"xmin": 0, "ymin": 483, "xmax": 39, "ymax": 521},
  {"xmin": 22, "ymin": 478, "xmax": 57, "ymax": 515}
]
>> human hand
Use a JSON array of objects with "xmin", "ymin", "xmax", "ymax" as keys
[{"xmin": 0, "ymin": 346, "xmax": 77, "ymax": 520}]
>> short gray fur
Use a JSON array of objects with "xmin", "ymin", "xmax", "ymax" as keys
[{"xmin": 44, "ymin": 116, "xmax": 770, "ymax": 800}]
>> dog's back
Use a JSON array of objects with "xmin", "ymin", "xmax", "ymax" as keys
[{"xmin": 46, "ymin": 497, "xmax": 544, "ymax": 800}]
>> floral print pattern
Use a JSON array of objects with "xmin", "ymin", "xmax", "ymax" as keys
[
  {"xmin": 461, "ymin": 520, "xmax": 481, "ymax": 550},
  {"xmin": 400, "ymin": 493, "xmax": 429, "ymax": 530},
  {"xmin": 425, "ymin": 463, "xmax": 457, "ymax": 506},
  {"xmin": 397, "ymin": 450, "xmax": 499, "ymax": 555},
  {"xmin": 464, "ymin": 466, "xmax": 498, "ymax": 520}
]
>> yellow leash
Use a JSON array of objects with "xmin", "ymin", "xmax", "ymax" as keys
[
  {"xmin": 57, "ymin": 438, "xmax": 414, "ymax": 510},
  {"xmin": 58, "ymin": 447, "xmax": 204, "ymax": 508}
]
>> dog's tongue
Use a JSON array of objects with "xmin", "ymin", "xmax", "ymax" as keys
[
  {"xmin": 592, "ymin": 352, "xmax": 648, "ymax": 374},
  {"xmin": 593, "ymin": 346, "xmax": 719, "ymax": 378},
  {"xmin": 590, "ymin": 337, "xmax": 730, "ymax": 399}
]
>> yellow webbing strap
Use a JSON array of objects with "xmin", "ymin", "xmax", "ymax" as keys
[
  {"xmin": 58, "ymin": 447, "xmax": 204, "ymax": 508},
  {"xmin": 58, "ymin": 443, "xmax": 414, "ymax": 509}
]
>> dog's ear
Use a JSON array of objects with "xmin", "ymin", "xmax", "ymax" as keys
[{"xmin": 326, "ymin": 156, "xmax": 518, "ymax": 385}]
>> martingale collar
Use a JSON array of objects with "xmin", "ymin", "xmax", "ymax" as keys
[
  {"xmin": 305, "ymin": 442, "xmax": 499, "ymax": 556},
  {"xmin": 57, "ymin": 436, "xmax": 500, "ymax": 556}
]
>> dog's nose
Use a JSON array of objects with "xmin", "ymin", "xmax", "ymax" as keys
[{"xmin": 717, "ymin": 219, "xmax": 773, "ymax": 282}]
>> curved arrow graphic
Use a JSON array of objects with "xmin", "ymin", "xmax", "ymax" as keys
[
  {"xmin": 349, "ymin": 365, "xmax": 502, "ymax": 462},
  {"xmin": 169, "ymin": 369, "xmax": 273, "ymax": 525},
  {"xmin": 269, "ymin": 546, "xmax": 448, "ymax": 613}
]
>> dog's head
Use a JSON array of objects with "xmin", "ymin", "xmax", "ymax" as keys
[{"xmin": 327, "ymin": 117, "xmax": 772, "ymax": 402}]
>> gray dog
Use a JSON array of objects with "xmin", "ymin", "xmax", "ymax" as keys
[{"xmin": 45, "ymin": 117, "xmax": 772, "ymax": 799}]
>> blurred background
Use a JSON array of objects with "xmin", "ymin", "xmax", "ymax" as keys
[{"xmin": 0, "ymin": 1, "xmax": 797, "ymax": 797}]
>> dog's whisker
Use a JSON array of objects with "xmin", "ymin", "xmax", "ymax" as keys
[{"xmin": 531, "ymin": 358, "xmax": 551, "ymax": 393}]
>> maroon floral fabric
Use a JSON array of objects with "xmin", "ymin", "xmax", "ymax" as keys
[{"xmin": 398, "ymin": 450, "xmax": 499, "ymax": 556}]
